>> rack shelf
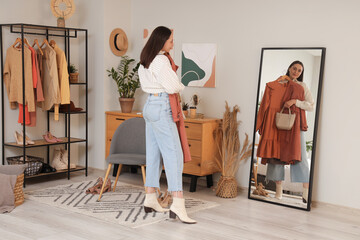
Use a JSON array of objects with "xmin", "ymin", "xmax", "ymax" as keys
[
  {"xmin": 4, "ymin": 137, "xmax": 86, "ymax": 148},
  {"xmin": 1, "ymin": 23, "xmax": 88, "ymax": 183},
  {"xmin": 25, "ymin": 166, "xmax": 87, "ymax": 179}
]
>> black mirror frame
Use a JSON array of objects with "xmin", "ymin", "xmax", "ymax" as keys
[{"xmin": 248, "ymin": 47, "xmax": 326, "ymax": 211}]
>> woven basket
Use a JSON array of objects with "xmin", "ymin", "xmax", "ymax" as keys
[
  {"xmin": 7, "ymin": 155, "xmax": 43, "ymax": 176},
  {"xmin": 13, "ymin": 173, "xmax": 25, "ymax": 206},
  {"xmin": 216, "ymin": 175, "xmax": 238, "ymax": 198}
]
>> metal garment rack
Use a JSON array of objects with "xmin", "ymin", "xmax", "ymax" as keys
[{"xmin": 0, "ymin": 23, "xmax": 88, "ymax": 184}]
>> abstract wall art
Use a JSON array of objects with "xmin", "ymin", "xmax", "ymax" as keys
[{"xmin": 181, "ymin": 43, "xmax": 217, "ymax": 88}]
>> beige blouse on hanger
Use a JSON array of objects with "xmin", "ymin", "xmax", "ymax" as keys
[{"xmin": 3, "ymin": 46, "xmax": 36, "ymax": 112}]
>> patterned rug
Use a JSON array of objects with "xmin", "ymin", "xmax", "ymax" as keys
[{"xmin": 25, "ymin": 179, "xmax": 219, "ymax": 228}]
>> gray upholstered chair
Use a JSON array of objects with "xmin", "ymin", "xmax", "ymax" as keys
[{"xmin": 98, "ymin": 117, "xmax": 146, "ymax": 201}]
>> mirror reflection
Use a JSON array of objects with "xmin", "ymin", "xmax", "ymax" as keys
[{"xmin": 249, "ymin": 48, "xmax": 325, "ymax": 210}]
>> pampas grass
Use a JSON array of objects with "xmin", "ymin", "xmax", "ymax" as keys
[{"xmin": 215, "ymin": 101, "xmax": 253, "ymax": 178}]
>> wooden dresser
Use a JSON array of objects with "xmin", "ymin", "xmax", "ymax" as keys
[{"xmin": 105, "ymin": 111, "xmax": 221, "ymax": 191}]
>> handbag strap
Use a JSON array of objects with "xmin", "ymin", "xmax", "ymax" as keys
[{"xmin": 280, "ymin": 106, "xmax": 292, "ymax": 115}]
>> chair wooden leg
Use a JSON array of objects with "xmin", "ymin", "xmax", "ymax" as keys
[
  {"xmin": 113, "ymin": 164, "xmax": 122, "ymax": 192},
  {"xmin": 97, "ymin": 163, "xmax": 112, "ymax": 202},
  {"xmin": 141, "ymin": 165, "xmax": 146, "ymax": 185}
]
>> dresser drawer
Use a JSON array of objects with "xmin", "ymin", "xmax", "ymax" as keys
[
  {"xmin": 184, "ymin": 122, "xmax": 202, "ymax": 140},
  {"xmin": 183, "ymin": 157, "xmax": 201, "ymax": 175},
  {"xmin": 188, "ymin": 139, "xmax": 201, "ymax": 158}
]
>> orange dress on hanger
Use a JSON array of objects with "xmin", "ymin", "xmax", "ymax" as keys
[
  {"xmin": 278, "ymin": 81, "xmax": 308, "ymax": 164},
  {"xmin": 256, "ymin": 80, "xmax": 308, "ymax": 164},
  {"xmin": 256, "ymin": 80, "xmax": 288, "ymax": 160}
]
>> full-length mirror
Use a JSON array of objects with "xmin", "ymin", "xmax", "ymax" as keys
[{"xmin": 248, "ymin": 48, "xmax": 325, "ymax": 210}]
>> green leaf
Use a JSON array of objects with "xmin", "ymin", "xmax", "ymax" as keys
[{"xmin": 107, "ymin": 55, "xmax": 140, "ymax": 98}]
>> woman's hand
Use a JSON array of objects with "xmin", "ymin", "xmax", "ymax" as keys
[{"xmin": 284, "ymin": 99, "xmax": 297, "ymax": 108}]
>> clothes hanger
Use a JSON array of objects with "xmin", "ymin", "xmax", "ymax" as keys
[
  {"xmin": 12, "ymin": 38, "xmax": 22, "ymax": 48},
  {"xmin": 32, "ymin": 39, "xmax": 44, "ymax": 55},
  {"xmin": 277, "ymin": 75, "xmax": 291, "ymax": 83},
  {"xmin": 40, "ymin": 39, "xmax": 49, "ymax": 48},
  {"xmin": 12, "ymin": 37, "xmax": 31, "ymax": 48}
]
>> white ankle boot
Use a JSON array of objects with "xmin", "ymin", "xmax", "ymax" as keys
[
  {"xmin": 169, "ymin": 197, "xmax": 197, "ymax": 224},
  {"xmin": 144, "ymin": 193, "xmax": 169, "ymax": 213},
  {"xmin": 275, "ymin": 182, "xmax": 283, "ymax": 199}
]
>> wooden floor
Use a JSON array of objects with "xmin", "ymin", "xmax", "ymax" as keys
[{"xmin": 1, "ymin": 168, "xmax": 359, "ymax": 240}]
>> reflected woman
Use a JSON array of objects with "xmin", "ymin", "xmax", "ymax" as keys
[{"xmin": 267, "ymin": 60, "xmax": 315, "ymax": 202}]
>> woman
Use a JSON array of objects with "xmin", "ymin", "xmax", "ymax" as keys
[
  {"xmin": 267, "ymin": 60, "xmax": 314, "ymax": 202},
  {"xmin": 138, "ymin": 26, "xmax": 196, "ymax": 224}
]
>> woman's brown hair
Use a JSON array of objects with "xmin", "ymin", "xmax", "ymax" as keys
[
  {"xmin": 140, "ymin": 26, "xmax": 172, "ymax": 68},
  {"xmin": 286, "ymin": 60, "xmax": 304, "ymax": 82}
]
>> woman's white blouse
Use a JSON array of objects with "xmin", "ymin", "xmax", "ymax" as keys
[
  {"xmin": 138, "ymin": 55, "xmax": 185, "ymax": 94},
  {"xmin": 294, "ymin": 79, "xmax": 315, "ymax": 112}
]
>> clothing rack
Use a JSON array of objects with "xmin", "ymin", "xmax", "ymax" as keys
[{"xmin": 0, "ymin": 23, "xmax": 88, "ymax": 184}]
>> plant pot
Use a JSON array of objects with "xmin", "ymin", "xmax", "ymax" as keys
[
  {"xmin": 215, "ymin": 175, "xmax": 238, "ymax": 198},
  {"xmin": 69, "ymin": 73, "xmax": 79, "ymax": 83},
  {"xmin": 183, "ymin": 110, "xmax": 188, "ymax": 116},
  {"xmin": 119, "ymin": 97, "xmax": 135, "ymax": 113},
  {"xmin": 190, "ymin": 107, "xmax": 197, "ymax": 118}
]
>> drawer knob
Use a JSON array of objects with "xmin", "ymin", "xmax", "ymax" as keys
[
  {"xmin": 188, "ymin": 144, "xmax": 192, "ymax": 147},
  {"xmin": 185, "ymin": 126, "xmax": 189, "ymax": 128},
  {"xmin": 116, "ymin": 118, "xmax": 125, "ymax": 121}
]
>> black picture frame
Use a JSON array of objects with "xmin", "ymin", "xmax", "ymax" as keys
[{"xmin": 248, "ymin": 47, "xmax": 326, "ymax": 211}]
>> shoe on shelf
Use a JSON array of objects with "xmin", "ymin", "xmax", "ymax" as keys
[
  {"xmin": 14, "ymin": 131, "xmax": 27, "ymax": 145},
  {"xmin": 14, "ymin": 131, "xmax": 35, "ymax": 145},
  {"xmin": 59, "ymin": 149, "xmax": 77, "ymax": 169},
  {"xmin": 43, "ymin": 132, "xmax": 62, "ymax": 143},
  {"xmin": 51, "ymin": 148, "xmax": 68, "ymax": 170},
  {"xmin": 22, "ymin": 130, "xmax": 35, "ymax": 145}
]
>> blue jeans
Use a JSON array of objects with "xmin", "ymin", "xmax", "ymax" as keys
[
  {"xmin": 266, "ymin": 131, "xmax": 310, "ymax": 183},
  {"xmin": 142, "ymin": 93, "xmax": 183, "ymax": 192}
]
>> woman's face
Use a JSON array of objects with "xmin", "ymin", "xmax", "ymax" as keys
[
  {"xmin": 288, "ymin": 63, "xmax": 303, "ymax": 80},
  {"xmin": 161, "ymin": 31, "xmax": 174, "ymax": 53}
]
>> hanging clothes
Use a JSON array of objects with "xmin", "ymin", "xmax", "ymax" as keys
[
  {"xmin": 3, "ymin": 45, "xmax": 35, "ymax": 112},
  {"xmin": 256, "ymin": 79, "xmax": 308, "ymax": 165},
  {"xmin": 256, "ymin": 80, "xmax": 288, "ymax": 161},
  {"xmin": 52, "ymin": 42, "xmax": 70, "ymax": 105},
  {"xmin": 39, "ymin": 44, "xmax": 61, "ymax": 120},
  {"xmin": 278, "ymin": 81, "xmax": 308, "ymax": 164},
  {"xmin": 26, "ymin": 46, "xmax": 42, "ymax": 127}
]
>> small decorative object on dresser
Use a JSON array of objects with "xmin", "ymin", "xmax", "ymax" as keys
[
  {"xmin": 214, "ymin": 102, "xmax": 252, "ymax": 198},
  {"xmin": 182, "ymin": 102, "xmax": 189, "ymax": 117},
  {"xmin": 69, "ymin": 63, "xmax": 79, "ymax": 83},
  {"xmin": 107, "ymin": 56, "xmax": 140, "ymax": 113},
  {"xmin": 190, "ymin": 94, "xmax": 200, "ymax": 118}
]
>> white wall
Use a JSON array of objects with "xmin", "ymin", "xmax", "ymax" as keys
[{"xmin": 129, "ymin": 0, "xmax": 360, "ymax": 209}]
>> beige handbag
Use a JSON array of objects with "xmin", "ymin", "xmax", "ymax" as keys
[{"xmin": 275, "ymin": 107, "xmax": 296, "ymax": 130}]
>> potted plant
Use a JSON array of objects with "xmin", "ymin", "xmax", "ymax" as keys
[
  {"xmin": 190, "ymin": 94, "xmax": 200, "ymax": 118},
  {"xmin": 107, "ymin": 56, "xmax": 140, "ymax": 113},
  {"xmin": 69, "ymin": 64, "xmax": 79, "ymax": 83},
  {"xmin": 214, "ymin": 101, "xmax": 252, "ymax": 198},
  {"xmin": 182, "ymin": 102, "xmax": 189, "ymax": 116}
]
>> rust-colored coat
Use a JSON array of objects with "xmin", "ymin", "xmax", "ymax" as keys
[
  {"xmin": 164, "ymin": 53, "xmax": 192, "ymax": 163},
  {"xmin": 256, "ymin": 80, "xmax": 307, "ymax": 164},
  {"xmin": 278, "ymin": 81, "xmax": 308, "ymax": 164}
]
